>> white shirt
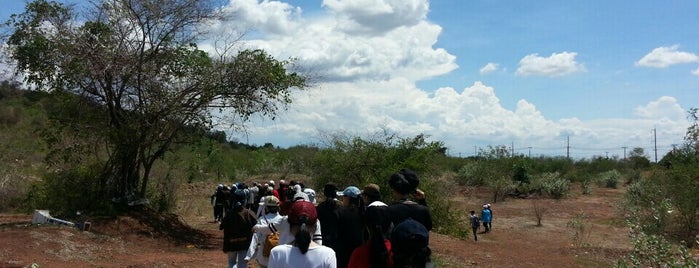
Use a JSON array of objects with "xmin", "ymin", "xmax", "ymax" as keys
[
  {"xmin": 252, "ymin": 214, "xmax": 323, "ymax": 246},
  {"xmin": 247, "ymin": 212, "xmax": 284, "ymax": 266},
  {"xmin": 268, "ymin": 244, "xmax": 336, "ymax": 268}
]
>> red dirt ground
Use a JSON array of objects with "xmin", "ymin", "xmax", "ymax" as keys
[{"xmin": 1, "ymin": 184, "xmax": 633, "ymax": 268}]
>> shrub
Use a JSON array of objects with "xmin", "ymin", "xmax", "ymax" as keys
[
  {"xmin": 533, "ymin": 172, "xmax": 570, "ymax": 199},
  {"xmin": 581, "ymin": 179, "xmax": 592, "ymax": 195},
  {"xmin": 26, "ymin": 164, "xmax": 114, "ymax": 218},
  {"xmin": 531, "ymin": 198, "xmax": 550, "ymax": 227},
  {"xmin": 567, "ymin": 212, "xmax": 591, "ymax": 247},
  {"xmin": 614, "ymin": 210, "xmax": 699, "ymax": 267},
  {"xmin": 597, "ymin": 170, "xmax": 621, "ymax": 189},
  {"xmin": 456, "ymin": 162, "xmax": 485, "ymax": 186}
]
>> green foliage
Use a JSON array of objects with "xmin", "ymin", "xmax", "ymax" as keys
[
  {"xmin": 622, "ymin": 108, "xmax": 699, "ymax": 248},
  {"xmin": 456, "ymin": 161, "xmax": 487, "ymax": 186},
  {"xmin": 531, "ymin": 172, "xmax": 570, "ymax": 199},
  {"xmin": 486, "ymin": 175, "xmax": 517, "ymax": 203},
  {"xmin": 580, "ymin": 177, "xmax": 592, "ymax": 195},
  {"xmin": 597, "ymin": 169, "xmax": 621, "ymax": 189},
  {"xmin": 624, "ymin": 171, "xmax": 673, "ymax": 235},
  {"xmin": 311, "ymin": 132, "xmax": 443, "ymax": 189},
  {"xmin": 626, "ymin": 147, "xmax": 651, "ymax": 169},
  {"xmin": 309, "ymin": 132, "xmax": 464, "ymax": 236},
  {"xmin": 512, "ymin": 161, "xmax": 531, "ymax": 184},
  {"xmin": 422, "ymin": 172, "xmax": 468, "ymax": 238},
  {"xmin": 615, "ymin": 209, "xmax": 699, "ymax": 268},
  {"xmin": 26, "ymin": 163, "xmax": 114, "ymax": 218},
  {"xmin": 3, "ymin": 0, "xmax": 309, "ymax": 203}
]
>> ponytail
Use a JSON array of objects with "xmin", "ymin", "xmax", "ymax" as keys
[
  {"xmin": 294, "ymin": 222, "xmax": 312, "ymax": 254},
  {"xmin": 369, "ymin": 224, "xmax": 389, "ymax": 268}
]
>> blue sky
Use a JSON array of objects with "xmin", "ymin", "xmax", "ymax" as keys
[{"xmin": 3, "ymin": 0, "xmax": 698, "ymax": 159}]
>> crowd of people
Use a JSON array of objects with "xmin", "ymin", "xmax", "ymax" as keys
[{"xmin": 212, "ymin": 169, "xmax": 435, "ymax": 268}]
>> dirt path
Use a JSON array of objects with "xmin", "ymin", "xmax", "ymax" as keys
[{"xmin": 0, "ymin": 185, "xmax": 631, "ymax": 267}]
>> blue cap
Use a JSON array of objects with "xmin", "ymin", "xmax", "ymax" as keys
[{"xmin": 337, "ymin": 186, "xmax": 361, "ymax": 198}]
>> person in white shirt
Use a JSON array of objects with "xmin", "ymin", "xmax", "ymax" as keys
[
  {"xmin": 246, "ymin": 196, "xmax": 283, "ymax": 268},
  {"xmin": 268, "ymin": 201, "xmax": 336, "ymax": 268}
]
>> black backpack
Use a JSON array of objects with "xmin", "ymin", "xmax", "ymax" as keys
[{"xmin": 471, "ymin": 216, "xmax": 480, "ymax": 228}]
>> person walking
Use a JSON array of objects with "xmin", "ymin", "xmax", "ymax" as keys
[
  {"xmin": 220, "ymin": 190, "xmax": 258, "ymax": 268},
  {"xmin": 268, "ymin": 201, "xmax": 336, "ymax": 268},
  {"xmin": 336, "ymin": 186, "xmax": 364, "ymax": 268},
  {"xmin": 246, "ymin": 195, "xmax": 282, "ymax": 268},
  {"xmin": 317, "ymin": 183, "xmax": 342, "ymax": 251},
  {"xmin": 348, "ymin": 204, "xmax": 392, "ymax": 268},
  {"xmin": 387, "ymin": 169, "xmax": 432, "ymax": 231},
  {"xmin": 481, "ymin": 204, "xmax": 492, "ymax": 233},
  {"xmin": 469, "ymin": 210, "xmax": 480, "ymax": 241},
  {"xmin": 211, "ymin": 184, "xmax": 225, "ymax": 222}
]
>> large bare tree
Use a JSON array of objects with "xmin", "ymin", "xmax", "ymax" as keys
[{"xmin": 3, "ymin": 0, "xmax": 308, "ymax": 200}]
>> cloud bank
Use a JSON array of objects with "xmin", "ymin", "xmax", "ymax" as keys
[{"xmin": 204, "ymin": 0, "xmax": 689, "ymax": 159}]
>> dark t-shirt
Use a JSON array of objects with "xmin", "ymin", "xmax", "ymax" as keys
[
  {"xmin": 220, "ymin": 208, "xmax": 257, "ymax": 252},
  {"xmin": 336, "ymin": 205, "xmax": 364, "ymax": 268},
  {"xmin": 316, "ymin": 199, "xmax": 342, "ymax": 249},
  {"xmin": 387, "ymin": 200, "xmax": 432, "ymax": 231}
]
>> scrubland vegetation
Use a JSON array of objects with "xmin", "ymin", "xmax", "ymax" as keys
[{"xmin": 1, "ymin": 82, "xmax": 697, "ymax": 266}]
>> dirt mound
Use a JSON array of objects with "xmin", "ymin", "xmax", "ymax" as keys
[
  {"xmin": 0, "ymin": 208, "xmax": 223, "ymax": 268},
  {"xmin": 90, "ymin": 206, "xmax": 216, "ymax": 249}
]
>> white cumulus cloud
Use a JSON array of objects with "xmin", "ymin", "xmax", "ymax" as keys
[
  {"xmin": 635, "ymin": 45, "xmax": 699, "ymax": 68},
  {"xmin": 633, "ymin": 96, "xmax": 686, "ymax": 121},
  {"xmin": 322, "ymin": 0, "xmax": 429, "ymax": 35},
  {"xmin": 479, "ymin": 63, "xmax": 499, "ymax": 75},
  {"xmin": 205, "ymin": 1, "xmax": 688, "ymax": 159},
  {"xmin": 209, "ymin": 0, "xmax": 455, "ymax": 83},
  {"xmin": 516, "ymin": 52, "xmax": 586, "ymax": 77},
  {"xmin": 692, "ymin": 67, "xmax": 699, "ymax": 76}
]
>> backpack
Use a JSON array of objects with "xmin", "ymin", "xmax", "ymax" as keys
[
  {"xmin": 262, "ymin": 222, "xmax": 279, "ymax": 257},
  {"xmin": 471, "ymin": 215, "xmax": 480, "ymax": 228}
]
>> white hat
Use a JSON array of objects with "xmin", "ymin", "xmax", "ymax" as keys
[{"xmin": 293, "ymin": 191, "xmax": 309, "ymax": 202}]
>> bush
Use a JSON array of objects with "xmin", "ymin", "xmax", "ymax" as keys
[
  {"xmin": 0, "ymin": 166, "xmax": 31, "ymax": 212},
  {"xmin": 581, "ymin": 179, "xmax": 592, "ymax": 195},
  {"xmin": 614, "ymin": 209, "xmax": 699, "ymax": 267},
  {"xmin": 533, "ymin": 172, "xmax": 570, "ymax": 199},
  {"xmin": 597, "ymin": 170, "xmax": 621, "ymax": 189},
  {"xmin": 456, "ymin": 162, "xmax": 486, "ymax": 186},
  {"xmin": 26, "ymin": 164, "xmax": 114, "ymax": 218},
  {"xmin": 427, "ymin": 172, "xmax": 468, "ymax": 239}
]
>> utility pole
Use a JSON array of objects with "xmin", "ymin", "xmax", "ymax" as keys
[
  {"xmin": 605, "ymin": 151, "xmax": 609, "ymax": 158},
  {"xmin": 528, "ymin": 147, "xmax": 532, "ymax": 158},
  {"xmin": 566, "ymin": 136, "xmax": 570, "ymax": 160},
  {"xmin": 653, "ymin": 128, "xmax": 658, "ymax": 163},
  {"xmin": 622, "ymin": 146, "xmax": 627, "ymax": 160},
  {"xmin": 511, "ymin": 141, "xmax": 515, "ymax": 157}
]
